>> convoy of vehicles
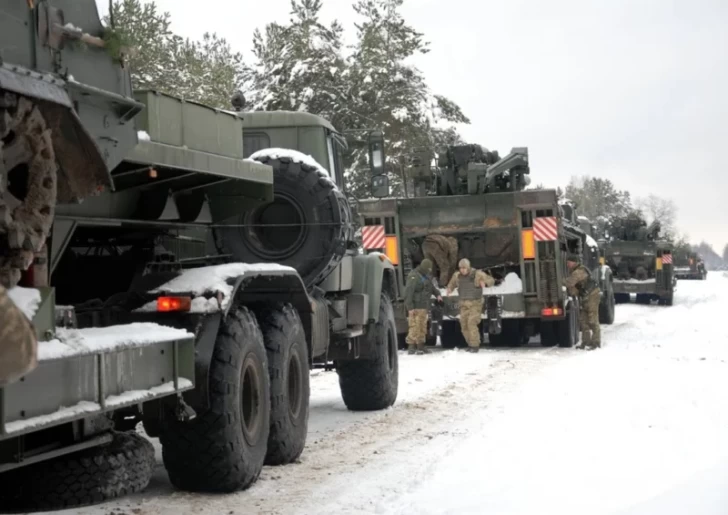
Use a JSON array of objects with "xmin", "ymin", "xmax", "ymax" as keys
[
  {"xmin": 673, "ymin": 250, "xmax": 707, "ymax": 280},
  {"xmin": 0, "ymin": 2, "xmax": 396, "ymax": 509},
  {"xmin": 0, "ymin": 1, "xmax": 704, "ymax": 512}
]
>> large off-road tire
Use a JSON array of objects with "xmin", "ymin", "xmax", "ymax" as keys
[
  {"xmin": 0, "ymin": 431, "xmax": 154, "ymax": 512},
  {"xmin": 558, "ymin": 300, "xmax": 579, "ymax": 348},
  {"xmin": 336, "ymin": 293, "xmax": 399, "ymax": 411},
  {"xmin": 0, "ymin": 94, "xmax": 58, "ymax": 288},
  {"xmin": 599, "ymin": 284, "xmax": 616, "ymax": 325},
  {"xmin": 489, "ymin": 320, "xmax": 528, "ymax": 347},
  {"xmin": 539, "ymin": 321, "xmax": 558, "ymax": 347},
  {"xmin": 440, "ymin": 319, "xmax": 467, "ymax": 349},
  {"xmin": 159, "ymin": 307, "xmax": 270, "ymax": 492},
  {"xmin": 258, "ymin": 303, "xmax": 310, "ymax": 466},
  {"xmin": 215, "ymin": 155, "xmax": 353, "ymax": 288}
]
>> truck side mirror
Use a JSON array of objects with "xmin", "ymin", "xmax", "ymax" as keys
[
  {"xmin": 368, "ymin": 130, "xmax": 385, "ymax": 176},
  {"xmin": 371, "ymin": 174, "xmax": 389, "ymax": 198}
]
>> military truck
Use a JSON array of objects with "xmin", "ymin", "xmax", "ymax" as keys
[
  {"xmin": 603, "ymin": 214, "xmax": 675, "ymax": 305},
  {"xmin": 673, "ymin": 250, "xmax": 707, "ymax": 280},
  {"xmin": 358, "ymin": 144, "xmax": 585, "ymax": 349},
  {"xmin": 559, "ymin": 200, "xmax": 616, "ymax": 324},
  {"xmin": 0, "ymin": 2, "xmax": 397, "ymax": 510}
]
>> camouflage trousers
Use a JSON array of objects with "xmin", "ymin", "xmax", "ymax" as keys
[
  {"xmin": 406, "ymin": 309, "xmax": 429, "ymax": 345},
  {"xmin": 579, "ymin": 289, "xmax": 601, "ymax": 349},
  {"xmin": 459, "ymin": 299, "xmax": 483, "ymax": 348},
  {"xmin": 422, "ymin": 235, "xmax": 458, "ymax": 287}
]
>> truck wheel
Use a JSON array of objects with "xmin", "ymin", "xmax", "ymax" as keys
[
  {"xmin": 258, "ymin": 304, "xmax": 310, "ymax": 466},
  {"xmin": 489, "ymin": 320, "xmax": 528, "ymax": 347},
  {"xmin": 440, "ymin": 319, "xmax": 466, "ymax": 349},
  {"xmin": 539, "ymin": 321, "xmax": 558, "ymax": 347},
  {"xmin": 215, "ymin": 156, "xmax": 352, "ymax": 288},
  {"xmin": 0, "ymin": 431, "xmax": 154, "ymax": 511},
  {"xmin": 598, "ymin": 287, "xmax": 615, "ymax": 325},
  {"xmin": 558, "ymin": 301, "xmax": 579, "ymax": 348},
  {"xmin": 159, "ymin": 307, "xmax": 270, "ymax": 492},
  {"xmin": 336, "ymin": 293, "xmax": 399, "ymax": 411}
]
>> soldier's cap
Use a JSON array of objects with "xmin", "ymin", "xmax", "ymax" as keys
[{"xmin": 419, "ymin": 259, "xmax": 433, "ymax": 272}]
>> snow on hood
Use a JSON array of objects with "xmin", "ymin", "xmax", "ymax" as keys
[
  {"xmin": 39, "ymin": 323, "xmax": 193, "ymax": 361},
  {"xmin": 137, "ymin": 130, "xmax": 151, "ymax": 142},
  {"xmin": 250, "ymin": 148, "xmax": 332, "ymax": 181},
  {"xmin": 585, "ymin": 235, "xmax": 599, "ymax": 249},
  {"xmin": 138, "ymin": 263, "xmax": 296, "ymax": 313},
  {"xmin": 7, "ymin": 287, "xmax": 41, "ymax": 320}
]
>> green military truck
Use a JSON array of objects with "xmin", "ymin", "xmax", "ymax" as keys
[
  {"xmin": 603, "ymin": 215, "xmax": 675, "ymax": 305},
  {"xmin": 358, "ymin": 144, "xmax": 586, "ymax": 349},
  {"xmin": 673, "ymin": 250, "xmax": 707, "ymax": 280},
  {"xmin": 0, "ymin": 2, "xmax": 397, "ymax": 510}
]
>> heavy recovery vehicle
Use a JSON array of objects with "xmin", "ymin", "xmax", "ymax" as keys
[
  {"xmin": 0, "ymin": 1, "xmax": 397, "ymax": 510},
  {"xmin": 673, "ymin": 250, "xmax": 707, "ymax": 280},
  {"xmin": 358, "ymin": 143, "xmax": 603, "ymax": 349},
  {"xmin": 603, "ymin": 214, "xmax": 675, "ymax": 305}
]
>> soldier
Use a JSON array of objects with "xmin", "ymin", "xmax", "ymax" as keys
[
  {"xmin": 404, "ymin": 259, "xmax": 442, "ymax": 355},
  {"xmin": 422, "ymin": 234, "xmax": 459, "ymax": 287},
  {"xmin": 564, "ymin": 258, "xmax": 601, "ymax": 349},
  {"xmin": 446, "ymin": 258, "xmax": 494, "ymax": 353}
]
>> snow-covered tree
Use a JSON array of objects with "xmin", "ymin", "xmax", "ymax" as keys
[
  {"xmin": 635, "ymin": 194, "xmax": 678, "ymax": 240},
  {"xmin": 564, "ymin": 176, "xmax": 633, "ymax": 221},
  {"xmin": 723, "ymin": 243, "xmax": 728, "ymax": 264},
  {"xmin": 247, "ymin": 0, "xmax": 348, "ymax": 119},
  {"xmin": 343, "ymin": 0, "xmax": 469, "ymax": 199},
  {"xmin": 109, "ymin": 0, "xmax": 246, "ymax": 109}
]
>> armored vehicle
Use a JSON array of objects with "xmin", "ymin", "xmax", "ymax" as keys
[
  {"xmin": 603, "ymin": 214, "xmax": 675, "ymax": 305},
  {"xmin": 358, "ymin": 143, "xmax": 587, "ymax": 349},
  {"xmin": 673, "ymin": 250, "xmax": 707, "ymax": 280},
  {"xmin": 1, "ymin": 2, "xmax": 396, "ymax": 510}
]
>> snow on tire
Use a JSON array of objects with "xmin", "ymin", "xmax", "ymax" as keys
[
  {"xmin": 258, "ymin": 303, "xmax": 310, "ymax": 466},
  {"xmin": 0, "ymin": 431, "xmax": 154, "ymax": 512},
  {"xmin": 159, "ymin": 306, "xmax": 270, "ymax": 493},
  {"xmin": 336, "ymin": 293, "xmax": 399, "ymax": 411}
]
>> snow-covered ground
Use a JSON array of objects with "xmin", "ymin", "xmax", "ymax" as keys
[{"xmin": 58, "ymin": 275, "xmax": 728, "ymax": 515}]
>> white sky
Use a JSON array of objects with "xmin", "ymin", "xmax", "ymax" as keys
[{"xmin": 96, "ymin": 0, "xmax": 728, "ymax": 252}]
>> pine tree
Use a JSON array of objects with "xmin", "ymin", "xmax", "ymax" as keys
[
  {"xmin": 248, "ymin": 0, "xmax": 347, "ymax": 119},
  {"xmin": 343, "ymin": 0, "xmax": 469, "ymax": 199}
]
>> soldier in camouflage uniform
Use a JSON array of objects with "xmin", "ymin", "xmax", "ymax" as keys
[
  {"xmin": 404, "ymin": 259, "xmax": 442, "ymax": 355},
  {"xmin": 446, "ymin": 258, "xmax": 495, "ymax": 353},
  {"xmin": 564, "ymin": 259, "xmax": 601, "ymax": 349},
  {"xmin": 0, "ymin": 284, "xmax": 38, "ymax": 386},
  {"xmin": 422, "ymin": 234, "xmax": 459, "ymax": 287}
]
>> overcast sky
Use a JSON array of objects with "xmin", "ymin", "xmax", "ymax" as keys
[{"xmin": 97, "ymin": 0, "xmax": 727, "ymax": 251}]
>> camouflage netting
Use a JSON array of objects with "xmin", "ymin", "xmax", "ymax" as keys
[{"xmin": 0, "ymin": 93, "xmax": 58, "ymax": 288}]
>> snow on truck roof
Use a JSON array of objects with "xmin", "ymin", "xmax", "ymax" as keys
[{"xmin": 241, "ymin": 110, "xmax": 337, "ymax": 133}]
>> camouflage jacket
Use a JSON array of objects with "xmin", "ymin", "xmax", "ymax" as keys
[
  {"xmin": 404, "ymin": 267, "xmax": 440, "ymax": 311},
  {"xmin": 564, "ymin": 264, "xmax": 598, "ymax": 298}
]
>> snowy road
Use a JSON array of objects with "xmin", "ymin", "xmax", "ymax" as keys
[{"xmin": 63, "ymin": 274, "xmax": 728, "ymax": 515}]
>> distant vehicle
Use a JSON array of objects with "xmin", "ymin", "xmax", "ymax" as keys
[
  {"xmin": 673, "ymin": 251, "xmax": 707, "ymax": 280},
  {"xmin": 603, "ymin": 214, "xmax": 675, "ymax": 305}
]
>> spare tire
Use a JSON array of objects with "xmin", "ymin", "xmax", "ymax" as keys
[{"xmin": 215, "ymin": 155, "xmax": 353, "ymax": 288}]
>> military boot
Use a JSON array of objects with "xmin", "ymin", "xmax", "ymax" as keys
[
  {"xmin": 416, "ymin": 342, "xmax": 431, "ymax": 355},
  {"xmin": 407, "ymin": 344, "xmax": 416, "ymax": 355},
  {"xmin": 579, "ymin": 331, "xmax": 591, "ymax": 350},
  {"xmin": 466, "ymin": 346, "xmax": 480, "ymax": 353}
]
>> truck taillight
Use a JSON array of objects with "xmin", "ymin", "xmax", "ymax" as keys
[
  {"xmin": 521, "ymin": 229, "xmax": 535, "ymax": 260},
  {"xmin": 541, "ymin": 307, "xmax": 562, "ymax": 317},
  {"xmin": 384, "ymin": 236, "xmax": 399, "ymax": 265},
  {"xmin": 157, "ymin": 296, "xmax": 192, "ymax": 312}
]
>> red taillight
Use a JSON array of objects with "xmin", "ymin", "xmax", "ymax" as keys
[
  {"xmin": 541, "ymin": 307, "xmax": 563, "ymax": 317},
  {"xmin": 157, "ymin": 296, "xmax": 192, "ymax": 312}
]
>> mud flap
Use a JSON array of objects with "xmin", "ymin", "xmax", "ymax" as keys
[{"xmin": 486, "ymin": 295, "xmax": 503, "ymax": 335}]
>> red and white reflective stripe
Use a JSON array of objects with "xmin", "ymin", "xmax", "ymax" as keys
[
  {"xmin": 662, "ymin": 254, "xmax": 673, "ymax": 264},
  {"xmin": 362, "ymin": 225, "xmax": 386, "ymax": 249},
  {"xmin": 533, "ymin": 217, "xmax": 558, "ymax": 241}
]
